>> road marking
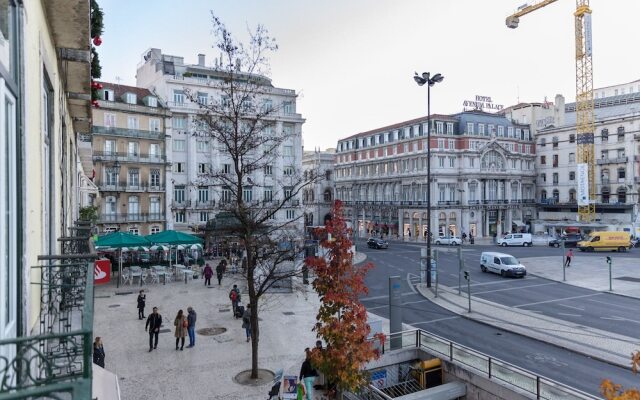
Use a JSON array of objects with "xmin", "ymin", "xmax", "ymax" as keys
[
  {"xmin": 361, "ymin": 293, "xmax": 415, "ymax": 302},
  {"xmin": 412, "ymin": 316, "xmax": 460, "ymax": 325},
  {"xmin": 473, "ymin": 282, "xmax": 557, "ymax": 295},
  {"xmin": 366, "ymin": 305, "xmax": 388, "ymax": 311},
  {"xmin": 406, "ymin": 273, "xmax": 418, "ymax": 294},
  {"xmin": 404, "ymin": 299, "xmax": 430, "ymax": 305},
  {"xmin": 601, "ymin": 316, "xmax": 640, "ymax": 325},
  {"xmin": 514, "ymin": 293, "xmax": 602, "ymax": 308},
  {"xmin": 558, "ymin": 304, "xmax": 585, "ymax": 311},
  {"xmin": 468, "ymin": 278, "xmax": 540, "ymax": 288},
  {"xmin": 557, "ymin": 313, "xmax": 582, "ymax": 317},
  {"xmin": 587, "ymin": 298, "xmax": 639, "ymax": 311}
]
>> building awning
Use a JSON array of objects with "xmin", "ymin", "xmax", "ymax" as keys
[{"xmin": 512, "ymin": 220, "xmax": 526, "ymax": 227}]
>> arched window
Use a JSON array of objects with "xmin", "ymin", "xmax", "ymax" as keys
[
  {"xmin": 323, "ymin": 188, "xmax": 332, "ymax": 202},
  {"xmin": 481, "ymin": 150, "xmax": 506, "ymax": 170},
  {"xmin": 617, "ymin": 187, "xmax": 626, "ymax": 204},
  {"xmin": 540, "ymin": 190, "xmax": 547, "ymax": 201},
  {"xmin": 601, "ymin": 187, "xmax": 610, "ymax": 204},
  {"xmin": 568, "ymin": 189, "xmax": 576, "ymax": 203}
]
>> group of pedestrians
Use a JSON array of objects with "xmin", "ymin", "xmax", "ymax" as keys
[
  {"xmin": 203, "ymin": 260, "xmax": 227, "ymax": 286},
  {"xmin": 172, "ymin": 307, "xmax": 197, "ymax": 350},
  {"xmin": 229, "ymin": 284, "xmax": 252, "ymax": 342}
]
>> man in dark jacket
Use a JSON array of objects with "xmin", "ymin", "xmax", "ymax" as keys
[
  {"xmin": 137, "ymin": 289, "xmax": 146, "ymax": 320},
  {"xmin": 187, "ymin": 306, "xmax": 197, "ymax": 348},
  {"xmin": 145, "ymin": 307, "xmax": 162, "ymax": 352},
  {"xmin": 216, "ymin": 261, "xmax": 224, "ymax": 285}
]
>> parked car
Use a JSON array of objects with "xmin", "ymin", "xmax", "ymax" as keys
[
  {"xmin": 434, "ymin": 236, "xmax": 462, "ymax": 246},
  {"xmin": 577, "ymin": 231, "xmax": 631, "ymax": 252},
  {"xmin": 480, "ymin": 252, "xmax": 527, "ymax": 278},
  {"xmin": 497, "ymin": 233, "xmax": 533, "ymax": 247},
  {"xmin": 548, "ymin": 234, "xmax": 582, "ymax": 248},
  {"xmin": 367, "ymin": 238, "xmax": 389, "ymax": 249}
]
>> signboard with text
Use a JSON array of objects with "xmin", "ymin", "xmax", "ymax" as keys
[
  {"xmin": 463, "ymin": 95, "xmax": 504, "ymax": 111},
  {"xmin": 576, "ymin": 163, "xmax": 589, "ymax": 206}
]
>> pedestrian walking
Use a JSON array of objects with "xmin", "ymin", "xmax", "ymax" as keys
[
  {"xmin": 145, "ymin": 307, "xmax": 162, "ymax": 352},
  {"xmin": 216, "ymin": 261, "xmax": 225, "ymax": 285},
  {"xmin": 137, "ymin": 289, "xmax": 146, "ymax": 320},
  {"xmin": 93, "ymin": 337, "xmax": 105, "ymax": 368},
  {"xmin": 242, "ymin": 304, "xmax": 251, "ymax": 342},
  {"xmin": 229, "ymin": 284, "xmax": 241, "ymax": 316},
  {"xmin": 299, "ymin": 348, "xmax": 318, "ymax": 400},
  {"xmin": 186, "ymin": 307, "xmax": 197, "ymax": 348},
  {"xmin": 565, "ymin": 249, "xmax": 573, "ymax": 267},
  {"xmin": 203, "ymin": 263, "xmax": 213, "ymax": 286},
  {"xmin": 174, "ymin": 309, "xmax": 187, "ymax": 351}
]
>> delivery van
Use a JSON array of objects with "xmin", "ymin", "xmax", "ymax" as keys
[
  {"xmin": 496, "ymin": 233, "xmax": 533, "ymax": 247},
  {"xmin": 480, "ymin": 252, "xmax": 527, "ymax": 278},
  {"xmin": 577, "ymin": 231, "xmax": 631, "ymax": 252}
]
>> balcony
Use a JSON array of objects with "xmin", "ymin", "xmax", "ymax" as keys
[
  {"xmin": 0, "ymin": 221, "xmax": 95, "ymax": 399},
  {"xmin": 597, "ymin": 156, "xmax": 628, "ymax": 165},
  {"xmin": 523, "ymin": 199, "xmax": 536, "ymax": 204},
  {"xmin": 171, "ymin": 200, "xmax": 191, "ymax": 209},
  {"xmin": 92, "ymin": 125, "xmax": 165, "ymax": 140},
  {"xmin": 92, "ymin": 151, "xmax": 166, "ymax": 164},
  {"xmin": 437, "ymin": 200, "xmax": 460, "ymax": 206},
  {"xmin": 481, "ymin": 199, "xmax": 509, "ymax": 205},
  {"xmin": 635, "ymin": 177, "xmax": 640, "ymax": 184},
  {"xmin": 95, "ymin": 181, "xmax": 166, "ymax": 193},
  {"xmin": 98, "ymin": 213, "xmax": 166, "ymax": 223},
  {"xmin": 195, "ymin": 200, "xmax": 216, "ymax": 209}
]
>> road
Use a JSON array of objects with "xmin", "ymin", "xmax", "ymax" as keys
[{"xmin": 357, "ymin": 239, "xmax": 639, "ymax": 396}]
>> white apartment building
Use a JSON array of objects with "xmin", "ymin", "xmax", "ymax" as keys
[
  {"xmin": 136, "ymin": 48, "xmax": 305, "ymax": 234},
  {"xmin": 302, "ymin": 148, "xmax": 336, "ymax": 227},
  {"xmin": 335, "ymin": 111, "xmax": 537, "ymax": 240},
  {"xmin": 533, "ymin": 90, "xmax": 640, "ymax": 236}
]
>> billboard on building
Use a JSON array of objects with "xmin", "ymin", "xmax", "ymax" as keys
[{"xmin": 576, "ymin": 163, "xmax": 589, "ymax": 206}]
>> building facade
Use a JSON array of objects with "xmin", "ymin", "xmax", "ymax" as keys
[
  {"xmin": 92, "ymin": 82, "xmax": 171, "ymax": 235},
  {"xmin": 335, "ymin": 111, "xmax": 537, "ymax": 240},
  {"xmin": 1, "ymin": 1, "xmax": 97, "ymax": 397},
  {"xmin": 136, "ymin": 48, "xmax": 305, "ymax": 233},
  {"xmin": 302, "ymin": 148, "xmax": 336, "ymax": 227},
  {"xmin": 532, "ymin": 91, "xmax": 640, "ymax": 236}
]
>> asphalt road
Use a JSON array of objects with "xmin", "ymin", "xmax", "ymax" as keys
[{"xmin": 357, "ymin": 239, "xmax": 639, "ymax": 396}]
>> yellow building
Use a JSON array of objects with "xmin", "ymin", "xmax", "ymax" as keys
[{"xmin": 92, "ymin": 82, "xmax": 171, "ymax": 235}]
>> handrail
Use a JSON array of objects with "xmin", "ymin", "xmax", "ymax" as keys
[{"xmin": 381, "ymin": 329, "xmax": 599, "ymax": 400}]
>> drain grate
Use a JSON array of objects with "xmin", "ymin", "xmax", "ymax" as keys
[
  {"xmin": 615, "ymin": 276, "xmax": 640, "ymax": 283},
  {"xmin": 219, "ymin": 308, "xmax": 231, "ymax": 312},
  {"xmin": 107, "ymin": 304, "xmax": 120, "ymax": 308},
  {"xmin": 159, "ymin": 328, "xmax": 171, "ymax": 333},
  {"xmin": 198, "ymin": 327, "xmax": 227, "ymax": 336},
  {"xmin": 115, "ymin": 292, "xmax": 133, "ymax": 296},
  {"xmin": 282, "ymin": 311, "xmax": 295, "ymax": 316}
]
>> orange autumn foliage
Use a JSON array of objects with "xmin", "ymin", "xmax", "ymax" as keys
[
  {"xmin": 305, "ymin": 200, "xmax": 385, "ymax": 394},
  {"xmin": 601, "ymin": 351, "xmax": 640, "ymax": 399}
]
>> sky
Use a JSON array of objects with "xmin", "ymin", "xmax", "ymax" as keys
[{"xmin": 98, "ymin": 0, "xmax": 640, "ymax": 151}]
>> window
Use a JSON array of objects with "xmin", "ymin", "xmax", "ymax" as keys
[
  {"xmin": 478, "ymin": 124, "xmax": 485, "ymax": 135},
  {"xmin": 507, "ymin": 127, "xmax": 514, "ymax": 138},
  {"xmin": 516, "ymin": 128, "xmax": 522, "ymax": 139},
  {"xmin": 149, "ymin": 118, "xmax": 160, "ymax": 132},
  {"xmin": 446, "ymin": 122, "xmax": 453, "ymax": 134},
  {"xmin": 437, "ymin": 139, "xmax": 444, "ymax": 149},
  {"xmin": 173, "ymin": 90, "xmax": 185, "ymax": 104},
  {"xmin": 199, "ymin": 212, "xmax": 208, "ymax": 222},
  {"xmin": 173, "ymin": 139, "xmax": 186, "ymax": 151},
  {"xmin": 540, "ymin": 155, "xmax": 546, "ymax": 165},
  {"xmin": 128, "ymin": 168, "xmax": 140, "ymax": 187},
  {"xmin": 264, "ymin": 187, "xmax": 273, "ymax": 202},
  {"xmin": 147, "ymin": 97, "xmax": 158, "ymax": 107},
  {"xmin": 466, "ymin": 122, "xmax": 474, "ymax": 134},
  {"xmin": 197, "ymin": 187, "xmax": 209, "ymax": 203},
  {"xmin": 283, "ymin": 145, "xmax": 293, "ymax": 156},
  {"xmin": 221, "ymin": 187, "xmax": 232, "ymax": 203},
  {"xmin": 125, "ymin": 93, "xmax": 136, "ymax": 104},
  {"xmin": 149, "ymin": 197, "xmax": 161, "ymax": 217},
  {"xmin": 221, "ymin": 163, "xmax": 231, "ymax": 174},
  {"xmin": 128, "ymin": 141, "xmax": 139, "ymax": 156},
  {"xmin": 436, "ymin": 121, "xmax": 443, "ymax": 134},
  {"xmin": 102, "ymin": 89, "xmax": 114, "ymax": 101},
  {"xmin": 569, "ymin": 153, "xmax": 575, "ymax": 163},
  {"xmin": 104, "ymin": 139, "xmax": 116, "ymax": 155},
  {"xmin": 540, "ymin": 138, "xmax": 546, "ymax": 147},
  {"xmin": 569, "ymin": 171, "xmax": 575, "ymax": 181},
  {"xmin": 552, "ymin": 154, "xmax": 559, "ymax": 167},
  {"xmin": 569, "ymin": 134, "xmax": 575, "ymax": 143},
  {"xmin": 284, "ymin": 166, "xmax": 295, "ymax": 176},
  {"xmin": 601, "ymin": 150, "xmax": 608, "ymax": 161},
  {"xmin": 150, "ymin": 169, "xmax": 160, "ymax": 187},
  {"xmin": 618, "ymin": 167, "xmax": 626, "ymax": 180},
  {"xmin": 173, "ymin": 116, "xmax": 186, "ymax": 129},
  {"xmin": 197, "ymin": 140, "xmax": 208, "ymax": 152},
  {"xmin": 540, "ymin": 173, "xmax": 546, "ymax": 182},
  {"xmin": 264, "ymin": 165, "xmax": 273, "ymax": 175},
  {"xmin": 601, "ymin": 129, "xmax": 608, "ymax": 142},
  {"xmin": 175, "ymin": 212, "xmax": 186, "ymax": 223},
  {"xmin": 488, "ymin": 124, "xmax": 494, "ymax": 135},
  {"xmin": 198, "ymin": 163, "xmax": 208, "ymax": 174},
  {"xmin": 438, "ymin": 185, "xmax": 446, "ymax": 201},
  {"xmin": 449, "ymin": 157, "xmax": 455, "ymax": 168},
  {"xmin": 617, "ymin": 126, "xmax": 625, "ymax": 142},
  {"xmin": 128, "ymin": 228, "xmax": 139, "ymax": 235},
  {"xmin": 469, "ymin": 157, "xmax": 475, "ymax": 167},
  {"xmin": 448, "ymin": 139, "xmax": 455, "ymax": 150},
  {"xmin": 128, "ymin": 196, "xmax": 140, "ymax": 217},
  {"xmin": 617, "ymin": 188, "xmax": 627, "ymax": 204},
  {"xmin": 511, "ymin": 159, "xmax": 516, "ymax": 168},
  {"xmin": 173, "ymin": 162, "xmax": 185, "ymax": 173},
  {"xmin": 552, "ymin": 136, "xmax": 559, "ymax": 148},
  {"xmin": 497, "ymin": 126, "xmax": 504, "ymax": 137},
  {"xmin": 286, "ymin": 210, "xmax": 295, "ymax": 219},
  {"xmin": 174, "ymin": 186, "xmax": 185, "ymax": 203},
  {"xmin": 197, "ymin": 92, "xmax": 208, "ymax": 105},
  {"xmin": 104, "ymin": 113, "xmax": 116, "ymax": 127},
  {"xmin": 552, "ymin": 173, "xmax": 559, "ymax": 184},
  {"xmin": 438, "ymin": 157, "xmax": 445, "ymax": 168},
  {"xmin": 243, "ymin": 187, "xmax": 253, "ymax": 202},
  {"xmin": 283, "ymin": 101, "xmax": 293, "ymax": 114},
  {"xmin": 105, "ymin": 167, "xmax": 118, "ymax": 186}
]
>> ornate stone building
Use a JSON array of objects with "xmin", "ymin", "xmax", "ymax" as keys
[
  {"xmin": 302, "ymin": 148, "xmax": 336, "ymax": 227},
  {"xmin": 334, "ymin": 111, "xmax": 537, "ymax": 239}
]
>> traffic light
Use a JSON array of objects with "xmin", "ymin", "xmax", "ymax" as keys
[
  {"xmin": 606, "ymin": 256, "xmax": 612, "ymax": 265},
  {"xmin": 463, "ymin": 271, "xmax": 469, "ymax": 280}
]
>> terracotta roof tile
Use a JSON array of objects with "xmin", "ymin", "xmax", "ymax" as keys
[{"xmin": 96, "ymin": 81, "xmax": 165, "ymax": 108}]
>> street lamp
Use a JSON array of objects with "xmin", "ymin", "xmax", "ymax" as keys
[
  {"xmin": 414, "ymin": 71, "xmax": 444, "ymax": 288},
  {"xmin": 112, "ymin": 160, "xmax": 122, "ymax": 288}
]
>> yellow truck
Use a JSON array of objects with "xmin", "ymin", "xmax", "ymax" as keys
[{"xmin": 577, "ymin": 231, "xmax": 632, "ymax": 252}]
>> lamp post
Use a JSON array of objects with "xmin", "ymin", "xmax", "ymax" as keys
[
  {"xmin": 112, "ymin": 160, "xmax": 122, "ymax": 288},
  {"xmin": 414, "ymin": 72, "xmax": 444, "ymax": 288}
]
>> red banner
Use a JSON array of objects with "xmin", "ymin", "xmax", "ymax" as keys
[{"xmin": 94, "ymin": 259, "xmax": 111, "ymax": 285}]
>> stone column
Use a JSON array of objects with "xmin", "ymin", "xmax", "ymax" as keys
[
  {"xmin": 408, "ymin": 212, "xmax": 414, "ymax": 240},
  {"xmin": 418, "ymin": 214, "xmax": 423, "ymax": 240},
  {"xmin": 398, "ymin": 211, "xmax": 404, "ymax": 240}
]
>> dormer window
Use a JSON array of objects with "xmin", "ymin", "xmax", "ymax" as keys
[
  {"xmin": 125, "ymin": 93, "xmax": 137, "ymax": 105},
  {"xmin": 103, "ymin": 89, "xmax": 114, "ymax": 101},
  {"xmin": 146, "ymin": 96, "xmax": 158, "ymax": 107}
]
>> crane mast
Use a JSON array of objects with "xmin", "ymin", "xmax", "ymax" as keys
[{"xmin": 506, "ymin": 0, "xmax": 596, "ymax": 222}]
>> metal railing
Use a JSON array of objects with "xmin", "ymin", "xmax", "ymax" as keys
[
  {"xmin": 0, "ymin": 222, "xmax": 95, "ymax": 399},
  {"xmin": 92, "ymin": 125, "xmax": 165, "ymax": 140},
  {"xmin": 380, "ymin": 329, "xmax": 598, "ymax": 400},
  {"xmin": 98, "ymin": 213, "xmax": 166, "ymax": 223},
  {"xmin": 92, "ymin": 151, "xmax": 166, "ymax": 163}
]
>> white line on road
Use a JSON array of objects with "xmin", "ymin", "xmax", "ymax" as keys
[
  {"xmin": 412, "ymin": 316, "xmax": 460, "ymax": 325},
  {"xmin": 557, "ymin": 313, "xmax": 582, "ymax": 317},
  {"xmin": 468, "ymin": 278, "xmax": 540, "ymax": 288},
  {"xmin": 406, "ymin": 273, "xmax": 418, "ymax": 294},
  {"xmin": 558, "ymin": 304, "xmax": 585, "ymax": 311},
  {"xmin": 587, "ymin": 298, "xmax": 639, "ymax": 311},
  {"xmin": 472, "ymin": 282, "xmax": 557, "ymax": 295},
  {"xmin": 403, "ymin": 299, "xmax": 430, "ymax": 305},
  {"xmin": 366, "ymin": 305, "xmax": 388, "ymax": 311},
  {"xmin": 601, "ymin": 316, "xmax": 640, "ymax": 325},
  {"xmin": 514, "ymin": 293, "xmax": 602, "ymax": 308}
]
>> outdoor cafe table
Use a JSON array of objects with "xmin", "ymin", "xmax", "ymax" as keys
[
  {"xmin": 129, "ymin": 266, "xmax": 143, "ymax": 286},
  {"xmin": 151, "ymin": 265, "xmax": 169, "ymax": 285},
  {"xmin": 175, "ymin": 266, "xmax": 194, "ymax": 284}
]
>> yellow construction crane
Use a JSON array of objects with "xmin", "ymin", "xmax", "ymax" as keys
[{"xmin": 506, "ymin": 0, "xmax": 595, "ymax": 222}]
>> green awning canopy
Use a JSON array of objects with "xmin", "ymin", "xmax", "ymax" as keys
[
  {"xmin": 146, "ymin": 230, "xmax": 203, "ymax": 245},
  {"xmin": 95, "ymin": 232, "xmax": 151, "ymax": 248}
]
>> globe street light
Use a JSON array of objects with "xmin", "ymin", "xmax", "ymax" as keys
[{"xmin": 414, "ymin": 71, "xmax": 444, "ymax": 288}]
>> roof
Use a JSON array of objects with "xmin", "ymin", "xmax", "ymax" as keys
[
  {"xmin": 97, "ymin": 81, "xmax": 164, "ymax": 108},
  {"xmin": 340, "ymin": 114, "xmax": 456, "ymax": 141}
]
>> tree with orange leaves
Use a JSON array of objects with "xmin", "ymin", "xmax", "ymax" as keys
[
  {"xmin": 305, "ymin": 200, "xmax": 385, "ymax": 396},
  {"xmin": 601, "ymin": 351, "xmax": 640, "ymax": 399}
]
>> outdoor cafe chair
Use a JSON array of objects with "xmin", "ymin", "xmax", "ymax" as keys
[
  {"xmin": 149, "ymin": 270, "xmax": 160, "ymax": 284},
  {"xmin": 121, "ymin": 267, "xmax": 131, "ymax": 285}
]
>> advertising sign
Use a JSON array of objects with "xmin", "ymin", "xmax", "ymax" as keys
[
  {"xmin": 371, "ymin": 370, "xmax": 387, "ymax": 389},
  {"xmin": 281, "ymin": 376, "xmax": 299, "ymax": 399},
  {"xmin": 584, "ymin": 13, "xmax": 593, "ymax": 57},
  {"xmin": 94, "ymin": 259, "xmax": 111, "ymax": 285},
  {"xmin": 576, "ymin": 163, "xmax": 589, "ymax": 206}
]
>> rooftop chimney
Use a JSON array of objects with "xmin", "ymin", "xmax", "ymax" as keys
[{"xmin": 197, "ymin": 53, "xmax": 205, "ymax": 66}]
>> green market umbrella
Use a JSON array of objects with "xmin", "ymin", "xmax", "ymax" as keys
[
  {"xmin": 95, "ymin": 232, "xmax": 151, "ymax": 287},
  {"xmin": 146, "ymin": 230, "xmax": 203, "ymax": 267}
]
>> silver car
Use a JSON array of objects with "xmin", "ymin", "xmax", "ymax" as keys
[{"xmin": 435, "ymin": 236, "xmax": 462, "ymax": 246}]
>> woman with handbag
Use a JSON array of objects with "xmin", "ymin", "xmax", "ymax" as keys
[{"xmin": 174, "ymin": 309, "xmax": 187, "ymax": 350}]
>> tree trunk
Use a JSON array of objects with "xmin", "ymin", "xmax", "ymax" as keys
[{"xmin": 246, "ymin": 240, "xmax": 260, "ymax": 379}]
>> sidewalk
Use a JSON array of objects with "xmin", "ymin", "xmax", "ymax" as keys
[{"xmin": 415, "ymin": 254, "xmax": 640, "ymax": 368}]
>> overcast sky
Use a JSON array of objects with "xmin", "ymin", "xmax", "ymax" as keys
[{"xmin": 99, "ymin": 0, "xmax": 639, "ymax": 150}]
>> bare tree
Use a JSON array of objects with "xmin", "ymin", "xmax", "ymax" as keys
[{"xmin": 186, "ymin": 13, "xmax": 314, "ymax": 379}]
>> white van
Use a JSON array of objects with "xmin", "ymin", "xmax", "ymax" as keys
[
  {"xmin": 480, "ymin": 252, "xmax": 527, "ymax": 278},
  {"xmin": 497, "ymin": 233, "xmax": 533, "ymax": 247}
]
